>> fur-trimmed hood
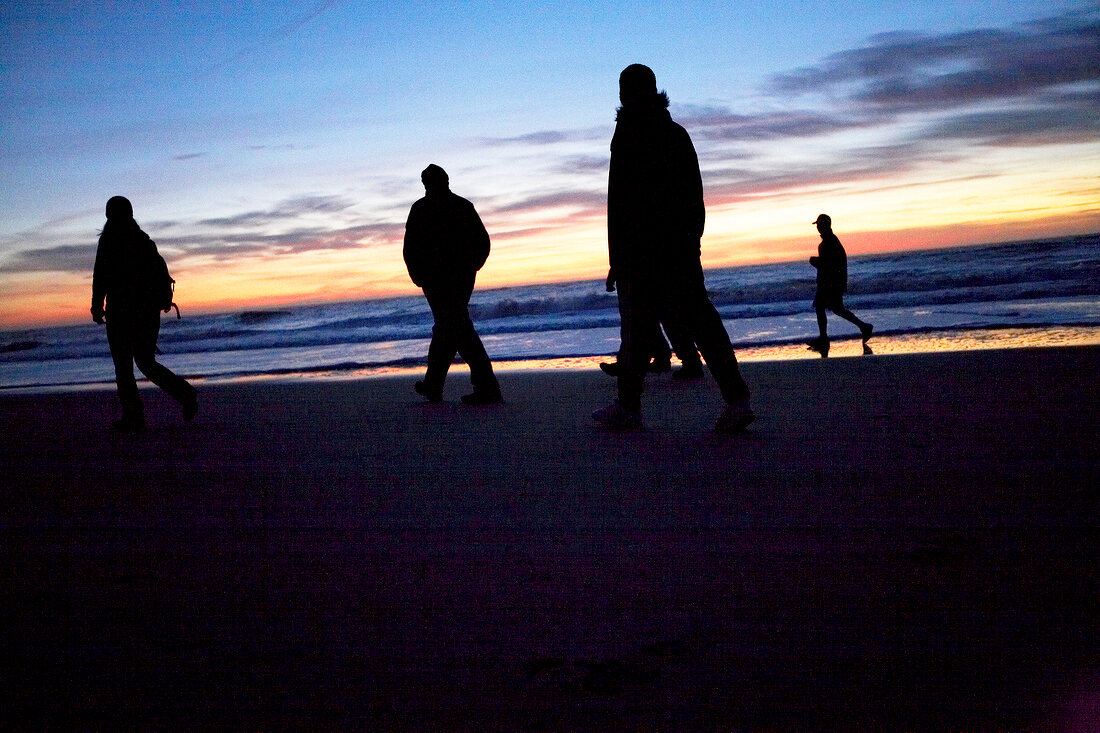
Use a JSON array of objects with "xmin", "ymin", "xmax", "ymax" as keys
[{"xmin": 615, "ymin": 91, "xmax": 671, "ymax": 122}]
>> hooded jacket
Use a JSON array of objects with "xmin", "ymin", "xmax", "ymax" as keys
[
  {"xmin": 403, "ymin": 191, "xmax": 490, "ymax": 288},
  {"xmin": 607, "ymin": 93, "xmax": 705, "ymax": 278},
  {"xmin": 91, "ymin": 219, "xmax": 162, "ymax": 314}
]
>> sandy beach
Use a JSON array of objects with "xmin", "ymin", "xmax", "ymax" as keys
[{"xmin": 2, "ymin": 346, "xmax": 1098, "ymax": 730}]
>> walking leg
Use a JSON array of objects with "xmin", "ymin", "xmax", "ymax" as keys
[
  {"xmin": 106, "ymin": 317, "xmax": 144, "ymax": 428},
  {"xmin": 132, "ymin": 311, "xmax": 197, "ymax": 420}
]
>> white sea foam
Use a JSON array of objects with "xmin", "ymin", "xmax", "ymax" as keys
[{"xmin": 3, "ymin": 234, "xmax": 1098, "ymax": 389}]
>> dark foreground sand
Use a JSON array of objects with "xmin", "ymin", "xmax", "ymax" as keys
[{"xmin": 3, "ymin": 347, "xmax": 1098, "ymax": 730}]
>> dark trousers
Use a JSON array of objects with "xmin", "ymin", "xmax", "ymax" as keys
[
  {"xmin": 422, "ymin": 273, "xmax": 498, "ymax": 392},
  {"xmin": 106, "ymin": 309, "xmax": 194, "ymax": 421},
  {"xmin": 648, "ymin": 322, "xmax": 672, "ymax": 362},
  {"xmin": 661, "ymin": 317, "xmax": 702, "ymax": 368},
  {"xmin": 814, "ymin": 289, "xmax": 868, "ymax": 338},
  {"xmin": 618, "ymin": 321, "xmax": 671, "ymax": 362},
  {"xmin": 615, "ymin": 311, "xmax": 701, "ymax": 369},
  {"xmin": 617, "ymin": 259, "xmax": 748, "ymax": 411}
]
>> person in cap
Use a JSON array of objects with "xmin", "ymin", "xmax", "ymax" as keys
[
  {"xmin": 91, "ymin": 196, "xmax": 197, "ymax": 432},
  {"xmin": 403, "ymin": 165, "xmax": 502, "ymax": 404},
  {"xmin": 807, "ymin": 213, "xmax": 873, "ymax": 357},
  {"xmin": 593, "ymin": 64, "xmax": 753, "ymax": 432}
]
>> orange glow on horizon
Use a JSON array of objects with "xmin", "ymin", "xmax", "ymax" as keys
[{"xmin": 2, "ymin": 206, "xmax": 1096, "ymax": 330}]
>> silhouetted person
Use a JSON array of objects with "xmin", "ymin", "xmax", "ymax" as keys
[
  {"xmin": 593, "ymin": 64, "xmax": 753, "ymax": 432},
  {"xmin": 807, "ymin": 214, "xmax": 873, "ymax": 357},
  {"xmin": 403, "ymin": 165, "xmax": 502, "ymax": 404},
  {"xmin": 91, "ymin": 196, "xmax": 197, "ymax": 433},
  {"xmin": 600, "ymin": 267, "xmax": 703, "ymax": 378}
]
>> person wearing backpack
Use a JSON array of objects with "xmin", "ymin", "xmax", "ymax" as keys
[{"xmin": 91, "ymin": 196, "xmax": 197, "ymax": 433}]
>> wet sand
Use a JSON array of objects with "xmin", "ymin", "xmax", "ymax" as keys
[{"xmin": 2, "ymin": 346, "xmax": 1098, "ymax": 730}]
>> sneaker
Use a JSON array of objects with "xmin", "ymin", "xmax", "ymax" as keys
[
  {"xmin": 414, "ymin": 380, "xmax": 443, "ymax": 403},
  {"xmin": 807, "ymin": 337, "xmax": 830, "ymax": 357},
  {"xmin": 599, "ymin": 361, "xmax": 621, "ymax": 377},
  {"xmin": 461, "ymin": 389, "xmax": 503, "ymax": 405},
  {"xmin": 715, "ymin": 400, "xmax": 755, "ymax": 433},
  {"xmin": 592, "ymin": 401, "xmax": 643, "ymax": 431},
  {"xmin": 861, "ymin": 323, "xmax": 874, "ymax": 343},
  {"xmin": 111, "ymin": 417, "xmax": 145, "ymax": 434},
  {"xmin": 672, "ymin": 363, "xmax": 704, "ymax": 381}
]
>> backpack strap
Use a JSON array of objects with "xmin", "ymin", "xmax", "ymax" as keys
[{"xmin": 168, "ymin": 280, "xmax": 180, "ymax": 319}]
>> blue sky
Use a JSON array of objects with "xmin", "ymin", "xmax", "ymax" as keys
[{"xmin": 1, "ymin": 1, "xmax": 1097, "ymax": 326}]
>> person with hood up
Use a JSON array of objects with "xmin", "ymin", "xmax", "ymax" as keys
[
  {"xmin": 91, "ymin": 195, "xmax": 197, "ymax": 433},
  {"xmin": 592, "ymin": 64, "xmax": 753, "ymax": 432},
  {"xmin": 403, "ymin": 164, "xmax": 502, "ymax": 404}
]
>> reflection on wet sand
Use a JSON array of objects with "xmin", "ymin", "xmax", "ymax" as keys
[
  {"xmin": 497, "ymin": 325, "xmax": 1100, "ymax": 371},
  {"xmin": 201, "ymin": 325, "xmax": 1100, "ymax": 385}
]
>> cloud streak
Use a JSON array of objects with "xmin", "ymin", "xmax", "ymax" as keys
[
  {"xmin": 2, "ymin": 243, "xmax": 99, "ymax": 274},
  {"xmin": 487, "ymin": 190, "xmax": 605, "ymax": 217},
  {"xmin": 770, "ymin": 10, "xmax": 1099, "ymax": 113},
  {"xmin": 2, "ymin": 216, "xmax": 404, "ymax": 274},
  {"xmin": 927, "ymin": 88, "xmax": 1100, "ymax": 146},
  {"xmin": 476, "ymin": 126, "xmax": 609, "ymax": 147},
  {"xmin": 197, "ymin": 195, "xmax": 356, "ymax": 229},
  {"xmin": 680, "ymin": 105, "xmax": 862, "ymax": 142},
  {"xmin": 687, "ymin": 9, "xmax": 1100, "ymax": 204},
  {"xmin": 168, "ymin": 221, "xmax": 405, "ymax": 259}
]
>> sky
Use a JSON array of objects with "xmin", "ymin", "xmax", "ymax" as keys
[{"xmin": 1, "ymin": 1, "xmax": 1097, "ymax": 328}]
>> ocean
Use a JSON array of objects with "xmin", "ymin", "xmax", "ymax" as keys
[{"xmin": 3, "ymin": 234, "xmax": 1099, "ymax": 391}]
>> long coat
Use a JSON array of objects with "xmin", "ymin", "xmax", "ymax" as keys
[{"xmin": 607, "ymin": 97, "xmax": 705, "ymax": 280}]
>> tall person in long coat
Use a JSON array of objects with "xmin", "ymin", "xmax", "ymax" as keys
[{"xmin": 593, "ymin": 64, "xmax": 753, "ymax": 432}]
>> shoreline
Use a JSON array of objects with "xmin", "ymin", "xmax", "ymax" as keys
[
  {"xmin": 4, "ymin": 323, "xmax": 1100, "ymax": 395},
  {"xmin": 3, "ymin": 345, "xmax": 1098, "ymax": 729}
]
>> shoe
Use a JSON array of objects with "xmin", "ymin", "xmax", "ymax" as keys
[
  {"xmin": 602, "ymin": 359, "xmax": 668, "ymax": 376},
  {"xmin": 715, "ymin": 400, "xmax": 754, "ymax": 433},
  {"xmin": 807, "ymin": 337, "xmax": 830, "ymax": 357},
  {"xmin": 861, "ymin": 323, "xmax": 874, "ymax": 343},
  {"xmin": 591, "ymin": 401, "xmax": 643, "ymax": 431},
  {"xmin": 111, "ymin": 417, "xmax": 145, "ymax": 434},
  {"xmin": 461, "ymin": 389, "xmax": 503, "ymax": 405},
  {"xmin": 672, "ymin": 363, "xmax": 704, "ymax": 381},
  {"xmin": 414, "ymin": 380, "xmax": 443, "ymax": 403},
  {"xmin": 648, "ymin": 358, "xmax": 672, "ymax": 373},
  {"xmin": 182, "ymin": 389, "xmax": 198, "ymax": 422}
]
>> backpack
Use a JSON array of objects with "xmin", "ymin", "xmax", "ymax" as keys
[{"xmin": 142, "ymin": 246, "xmax": 181, "ymax": 319}]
